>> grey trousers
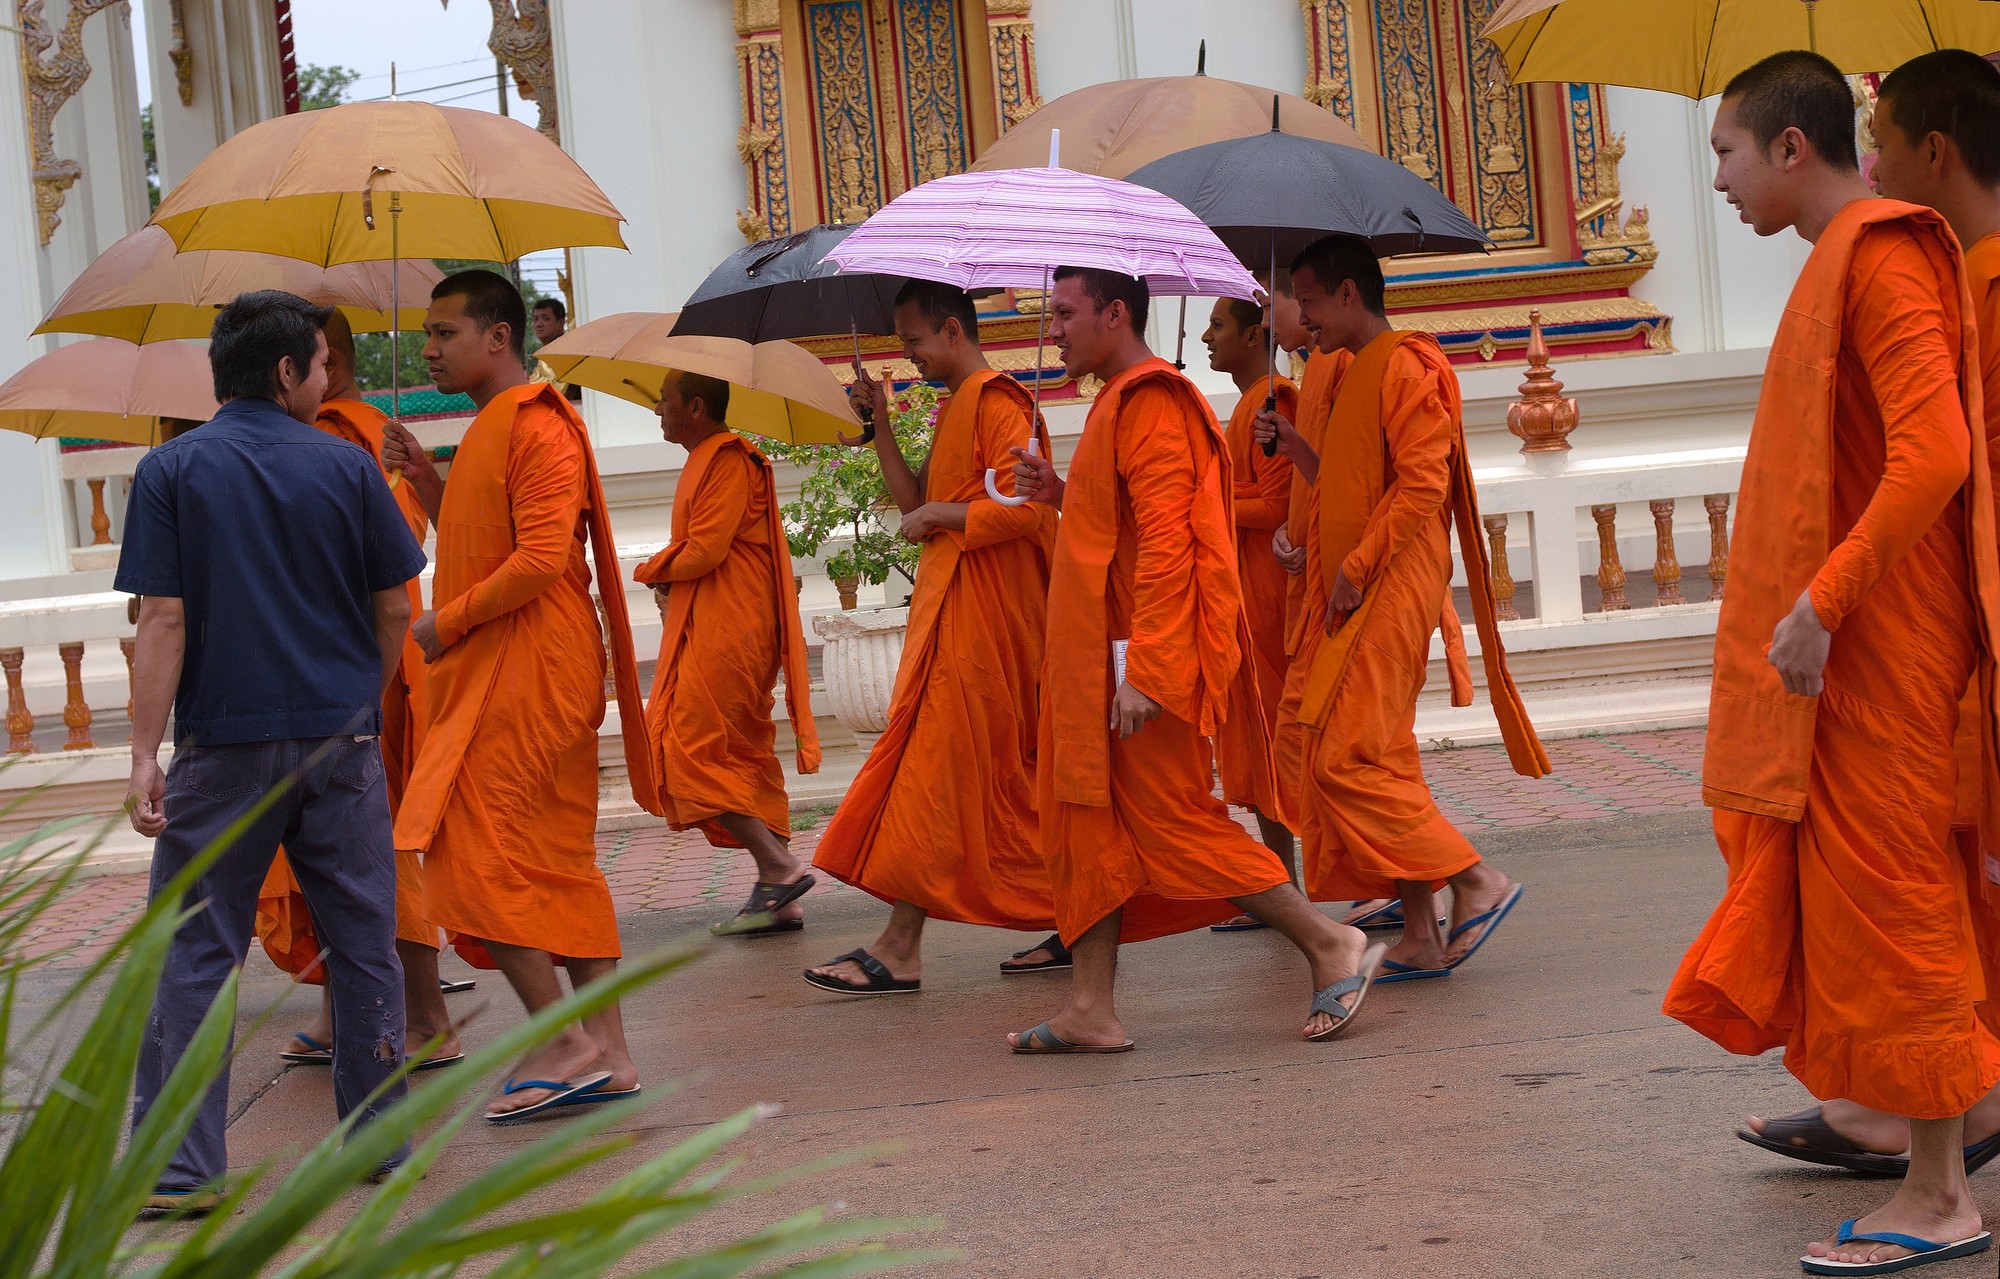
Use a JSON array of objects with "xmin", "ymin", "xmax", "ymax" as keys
[{"xmin": 133, "ymin": 734, "xmax": 409, "ymax": 1191}]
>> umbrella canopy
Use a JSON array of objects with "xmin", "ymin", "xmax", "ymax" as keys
[
  {"xmin": 1484, "ymin": 0, "xmax": 2000, "ymax": 97},
  {"xmin": 673, "ymin": 223, "xmax": 902, "ymax": 343},
  {"xmin": 34, "ymin": 226, "xmax": 444, "ymax": 343},
  {"xmin": 1125, "ymin": 127, "xmax": 1492, "ymax": 261},
  {"xmin": 537, "ymin": 312, "xmax": 860, "ymax": 447},
  {"xmin": 824, "ymin": 162, "xmax": 1260, "ymax": 299},
  {"xmin": 968, "ymin": 74, "xmax": 1374, "ymax": 177},
  {"xmin": 0, "ymin": 339, "xmax": 217, "ymax": 446},
  {"xmin": 148, "ymin": 101, "xmax": 625, "ymax": 265}
]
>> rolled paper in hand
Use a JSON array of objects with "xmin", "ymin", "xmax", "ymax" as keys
[{"xmin": 986, "ymin": 437, "xmax": 1040, "ymax": 507}]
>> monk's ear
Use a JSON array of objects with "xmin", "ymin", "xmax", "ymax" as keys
[{"xmin": 1774, "ymin": 125, "xmax": 1809, "ymax": 172}]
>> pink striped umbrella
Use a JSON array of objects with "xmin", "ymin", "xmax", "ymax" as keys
[{"xmin": 823, "ymin": 157, "xmax": 1260, "ymax": 301}]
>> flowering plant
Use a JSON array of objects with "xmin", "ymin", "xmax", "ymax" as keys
[{"xmin": 766, "ymin": 379, "xmax": 940, "ymax": 589}]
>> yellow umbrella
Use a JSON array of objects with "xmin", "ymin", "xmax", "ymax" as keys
[
  {"xmin": 149, "ymin": 99, "xmax": 625, "ymax": 425},
  {"xmin": 0, "ymin": 339, "xmax": 217, "ymax": 446},
  {"xmin": 538, "ymin": 312, "xmax": 861, "ymax": 446},
  {"xmin": 35, "ymin": 226, "xmax": 444, "ymax": 343},
  {"xmin": 1484, "ymin": 0, "xmax": 2000, "ymax": 97}
]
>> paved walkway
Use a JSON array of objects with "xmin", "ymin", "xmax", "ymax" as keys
[{"xmin": 19, "ymin": 727, "xmax": 1703, "ymax": 968}]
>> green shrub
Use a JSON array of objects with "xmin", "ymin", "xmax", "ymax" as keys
[
  {"xmin": 0, "ymin": 796, "xmax": 945, "ymax": 1278},
  {"xmin": 765, "ymin": 382, "xmax": 942, "ymax": 589}
]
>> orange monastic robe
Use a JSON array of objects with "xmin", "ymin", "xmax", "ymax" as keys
[
  {"xmin": 636, "ymin": 431, "xmax": 818, "ymax": 845},
  {"xmin": 1040, "ymin": 357, "xmax": 1288, "ymax": 944},
  {"xmin": 256, "ymin": 397, "xmax": 435, "ymax": 980},
  {"xmin": 1665, "ymin": 201, "xmax": 2000, "ymax": 1119},
  {"xmin": 1294, "ymin": 332, "xmax": 1548, "ymax": 902},
  {"xmin": 1954, "ymin": 233, "xmax": 2000, "ymax": 832},
  {"xmin": 394, "ymin": 383, "xmax": 654, "ymax": 967},
  {"xmin": 813, "ymin": 371, "xmax": 1057, "ymax": 927},
  {"xmin": 1215, "ymin": 375, "xmax": 1296, "ymax": 817},
  {"xmin": 1271, "ymin": 351, "xmax": 1347, "ymax": 831}
]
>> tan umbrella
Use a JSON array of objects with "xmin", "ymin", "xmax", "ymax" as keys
[
  {"xmin": 0, "ymin": 339, "xmax": 216, "ymax": 446},
  {"xmin": 34, "ymin": 226, "xmax": 444, "ymax": 344},
  {"xmin": 538, "ymin": 312, "xmax": 861, "ymax": 447},
  {"xmin": 967, "ymin": 75, "xmax": 1375, "ymax": 177},
  {"xmin": 1484, "ymin": 0, "xmax": 2000, "ymax": 97},
  {"xmin": 150, "ymin": 100, "xmax": 626, "ymax": 424}
]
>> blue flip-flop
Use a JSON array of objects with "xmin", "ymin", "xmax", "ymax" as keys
[
  {"xmin": 485, "ymin": 1071, "xmax": 614, "ymax": 1123},
  {"xmin": 1447, "ymin": 884, "xmax": 1525, "ymax": 971},
  {"xmin": 1374, "ymin": 958, "xmax": 1452, "ymax": 983},
  {"xmin": 1342, "ymin": 900, "xmax": 1403, "ymax": 929},
  {"xmin": 1209, "ymin": 917, "xmax": 1270, "ymax": 932},
  {"xmin": 1800, "ymin": 1220, "xmax": 1992, "ymax": 1274},
  {"xmin": 279, "ymin": 1033, "xmax": 332, "ymax": 1064}
]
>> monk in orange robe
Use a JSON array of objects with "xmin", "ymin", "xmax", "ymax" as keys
[
  {"xmin": 804, "ymin": 281, "xmax": 1059, "ymax": 992},
  {"xmin": 1259, "ymin": 235, "xmax": 1545, "ymax": 988},
  {"xmin": 1198, "ymin": 297, "xmax": 1298, "ymax": 933},
  {"xmin": 1003, "ymin": 267, "xmax": 1385, "ymax": 1053},
  {"xmin": 1660, "ymin": 53, "xmax": 2000, "ymax": 1271},
  {"xmin": 1734, "ymin": 50, "xmax": 2000, "ymax": 1192},
  {"xmin": 384, "ymin": 270, "xmax": 656, "ymax": 1122},
  {"xmin": 636, "ymin": 370, "xmax": 820, "ymax": 937},
  {"xmin": 257, "ymin": 310, "xmax": 459, "ymax": 1066}
]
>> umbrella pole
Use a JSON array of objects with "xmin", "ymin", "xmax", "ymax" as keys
[
  {"xmin": 386, "ymin": 190, "xmax": 405, "ymax": 490},
  {"xmin": 1173, "ymin": 296, "xmax": 1188, "ymax": 371},
  {"xmin": 1262, "ymin": 232, "xmax": 1279, "ymax": 456},
  {"xmin": 984, "ymin": 265, "xmax": 1048, "ymax": 508}
]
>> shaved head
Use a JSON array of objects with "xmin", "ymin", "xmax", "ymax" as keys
[
  {"xmin": 1720, "ymin": 49, "xmax": 1859, "ymax": 171},
  {"xmin": 1878, "ymin": 50, "xmax": 2000, "ymax": 186}
]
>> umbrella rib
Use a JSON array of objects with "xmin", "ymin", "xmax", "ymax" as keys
[{"xmin": 1701, "ymin": 0, "xmax": 1725, "ymax": 98}]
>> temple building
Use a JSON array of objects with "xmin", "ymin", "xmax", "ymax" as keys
[{"xmin": 0, "ymin": 1, "xmax": 1816, "ymax": 863}]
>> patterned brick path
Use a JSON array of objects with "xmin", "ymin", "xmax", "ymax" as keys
[{"xmin": 15, "ymin": 726, "xmax": 1704, "ymax": 969}]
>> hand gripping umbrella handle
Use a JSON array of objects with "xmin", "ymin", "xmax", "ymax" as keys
[{"xmin": 985, "ymin": 438, "xmax": 1038, "ymax": 507}]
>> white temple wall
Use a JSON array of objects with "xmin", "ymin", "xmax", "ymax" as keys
[{"xmin": 141, "ymin": 0, "xmax": 284, "ymax": 192}]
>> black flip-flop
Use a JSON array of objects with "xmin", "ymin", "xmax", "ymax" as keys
[
  {"xmin": 802, "ymin": 948, "xmax": 921, "ymax": 995},
  {"xmin": 999, "ymin": 933, "xmax": 1070, "ymax": 974},
  {"xmin": 1737, "ymin": 1107, "xmax": 2000, "ymax": 1177},
  {"xmin": 711, "ymin": 874, "xmax": 816, "ymax": 937},
  {"xmin": 439, "ymin": 977, "xmax": 476, "ymax": 994}
]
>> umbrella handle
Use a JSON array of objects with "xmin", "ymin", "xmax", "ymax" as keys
[
  {"xmin": 984, "ymin": 438, "xmax": 1038, "ymax": 507},
  {"xmin": 1261, "ymin": 391, "xmax": 1279, "ymax": 457}
]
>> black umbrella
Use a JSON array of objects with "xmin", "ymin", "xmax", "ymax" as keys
[
  {"xmin": 1127, "ymin": 102, "xmax": 1493, "ymax": 451},
  {"xmin": 672, "ymin": 223, "xmax": 904, "ymax": 439}
]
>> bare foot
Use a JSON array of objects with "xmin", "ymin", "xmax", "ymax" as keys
[
  {"xmin": 1804, "ymin": 1198, "xmax": 1983, "ymax": 1267},
  {"xmin": 999, "ymin": 934, "xmax": 1065, "ymax": 971},
  {"xmin": 806, "ymin": 946, "xmax": 919, "ymax": 988},
  {"xmin": 408, "ymin": 1028, "xmax": 463, "ymax": 1062},
  {"xmin": 1746, "ymin": 1100, "xmax": 1914, "ymax": 1156},
  {"xmin": 1442, "ymin": 869, "xmax": 1516, "ymax": 966},
  {"xmin": 1337, "ymin": 899, "xmax": 1397, "ymax": 927},
  {"xmin": 1300, "ymin": 922, "xmax": 1371, "ymax": 1039},
  {"xmin": 485, "ymin": 1028, "xmax": 617, "ymax": 1118},
  {"xmin": 1213, "ymin": 914, "xmax": 1263, "ymax": 929},
  {"xmin": 1007, "ymin": 1006, "xmax": 1127, "ymax": 1050}
]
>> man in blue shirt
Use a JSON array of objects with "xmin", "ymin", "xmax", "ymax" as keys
[{"xmin": 118, "ymin": 290, "xmax": 428, "ymax": 1212}]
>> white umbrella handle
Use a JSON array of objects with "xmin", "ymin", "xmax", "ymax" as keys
[{"xmin": 985, "ymin": 437, "xmax": 1038, "ymax": 506}]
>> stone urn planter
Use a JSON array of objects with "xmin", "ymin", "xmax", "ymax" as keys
[{"xmin": 811, "ymin": 605, "xmax": 909, "ymax": 736}]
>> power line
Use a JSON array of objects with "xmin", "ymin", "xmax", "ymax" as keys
[
  {"xmin": 349, "ymin": 56, "xmax": 485, "ymax": 84},
  {"xmin": 356, "ymin": 73, "xmax": 498, "ymax": 103}
]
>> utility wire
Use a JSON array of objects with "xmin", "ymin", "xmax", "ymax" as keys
[
  {"xmin": 356, "ymin": 73, "xmax": 497, "ymax": 102},
  {"xmin": 349, "ymin": 56, "xmax": 484, "ymax": 83}
]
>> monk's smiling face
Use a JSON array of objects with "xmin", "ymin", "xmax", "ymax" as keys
[
  {"xmin": 1201, "ymin": 299, "xmax": 1263, "ymax": 377},
  {"xmin": 422, "ymin": 293, "xmax": 512, "ymax": 396},
  {"xmin": 893, "ymin": 297, "xmax": 956, "ymax": 383},
  {"xmin": 1048, "ymin": 274, "xmax": 1114, "ymax": 381},
  {"xmin": 1711, "ymin": 96, "xmax": 1800, "ymax": 237},
  {"xmin": 1290, "ymin": 264, "xmax": 1368, "ymax": 355}
]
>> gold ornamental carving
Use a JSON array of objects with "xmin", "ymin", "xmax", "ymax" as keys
[
  {"xmin": 986, "ymin": 4, "xmax": 1041, "ymax": 129},
  {"xmin": 735, "ymin": 0, "xmax": 782, "ymax": 34},
  {"xmin": 1299, "ymin": 0, "xmax": 1358, "ymax": 126},
  {"xmin": 17, "ymin": 0, "xmax": 125, "ymax": 246},
  {"xmin": 734, "ymin": 15, "xmax": 792, "ymax": 242},
  {"xmin": 485, "ymin": 0, "xmax": 559, "ymax": 144},
  {"xmin": 167, "ymin": 0, "xmax": 194, "ymax": 105}
]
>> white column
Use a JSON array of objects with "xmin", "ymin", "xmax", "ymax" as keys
[
  {"xmin": 43, "ymin": 0, "xmax": 150, "ymax": 293},
  {"xmin": 551, "ymin": 0, "xmax": 740, "ymax": 449},
  {"xmin": 143, "ymin": 0, "xmax": 282, "ymax": 191}
]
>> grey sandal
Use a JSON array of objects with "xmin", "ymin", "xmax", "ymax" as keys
[
  {"xmin": 1009, "ymin": 1021, "xmax": 1134, "ymax": 1054},
  {"xmin": 1307, "ymin": 942, "xmax": 1387, "ymax": 1042}
]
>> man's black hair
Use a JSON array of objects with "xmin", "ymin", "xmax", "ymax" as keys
[
  {"xmin": 1290, "ymin": 235, "xmax": 1386, "ymax": 316},
  {"xmin": 433, "ymin": 269, "xmax": 528, "ymax": 359},
  {"xmin": 1221, "ymin": 297, "xmax": 1263, "ymax": 331},
  {"xmin": 209, "ymin": 289, "xmax": 336, "ymax": 402},
  {"xmin": 671, "ymin": 369, "xmax": 731, "ymax": 422},
  {"xmin": 1052, "ymin": 266, "xmax": 1150, "ymax": 332},
  {"xmin": 1721, "ymin": 49, "xmax": 1860, "ymax": 170},
  {"xmin": 532, "ymin": 296, "xmax": 567, "ymax": 324},
  {"xmin": 1878, "ymin": 50, "xmax": 2000, "ymax": 186},
  {"xmin": 894, "ymin": 278, "xmax": 980, "ymax": 339}
]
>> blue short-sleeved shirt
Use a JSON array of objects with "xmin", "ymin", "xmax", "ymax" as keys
[{"xmin": 114, "ymin": 397, "xmax": 428, "ymax": 746}]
